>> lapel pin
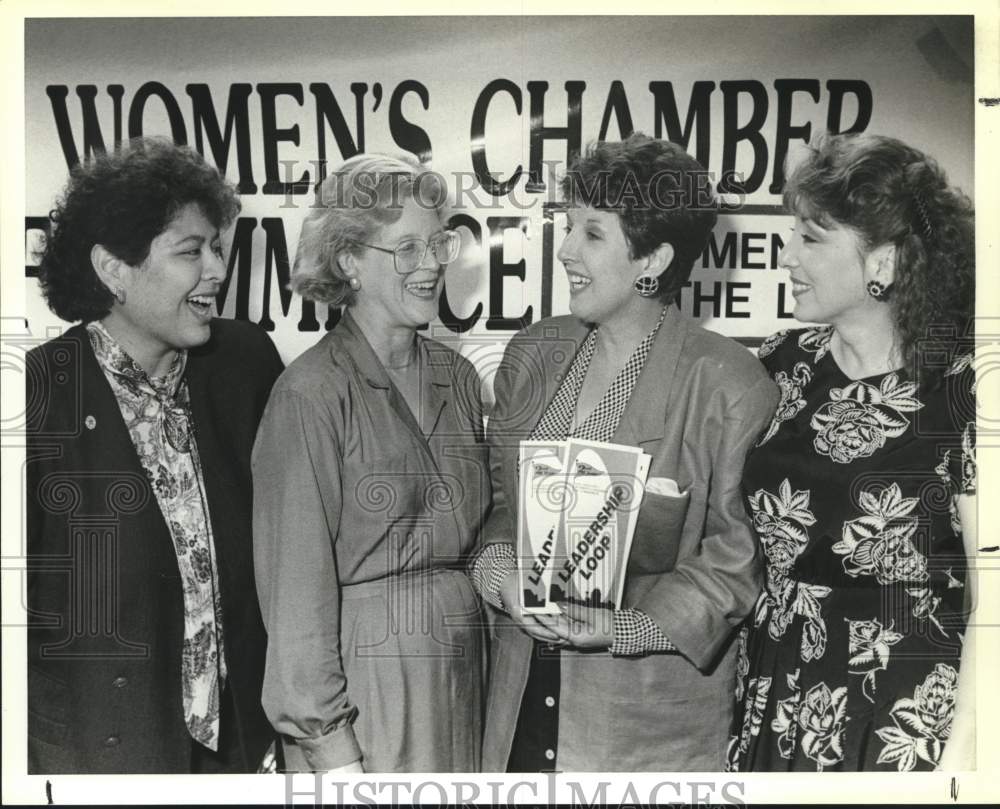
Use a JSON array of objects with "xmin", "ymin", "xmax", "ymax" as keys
[{"xmin": 84, "ymin": 415, "xmax": 97, "ymax": 430}]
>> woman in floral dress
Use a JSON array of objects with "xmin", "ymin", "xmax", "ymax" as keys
[{"xmin": 727, "ymin": 133, "xmax": 977, "ymax": 772}]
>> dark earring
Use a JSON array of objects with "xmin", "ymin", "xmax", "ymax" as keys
[
  {"xmin": 866, "ymin": 280, "xmax": 886, "ymax": 299},
  {"xmin": 634, "ymin": 275, "xmax": 659, "ymax": 298}
]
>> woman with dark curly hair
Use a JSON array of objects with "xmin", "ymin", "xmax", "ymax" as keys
[
  {"xmin": 727, "ymin": 132, "xmax": 977, "ymax": 772},
  {"xmin": 26, "ymin": 137, "xmax": 282, "ymax": 773},
  {"xmin": 472, "ymin": 133, "xmax": 778, "ymax": 771}
]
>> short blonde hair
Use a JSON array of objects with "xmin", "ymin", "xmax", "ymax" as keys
[{"xmin": 291, "ymin": 153, "xmax": 447, "ymax": 306}]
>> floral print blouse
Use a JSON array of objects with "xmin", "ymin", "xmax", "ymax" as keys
[
  {"xmin": 727, "ymin": 326, "xmax": 976, "ymax": 772},
  {"xmin": 87, "ymin": 321, "xmax": 226, "ymax": 750}
]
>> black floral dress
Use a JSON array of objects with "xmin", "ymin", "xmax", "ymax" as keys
[{"xmin": 727, "ymin": 326, "xmax": 976, "ymax": 772}]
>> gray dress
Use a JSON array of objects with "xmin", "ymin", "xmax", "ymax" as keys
[{"xmin": 253, "ymin": 311, "xmax": 491, "ymax": 772}]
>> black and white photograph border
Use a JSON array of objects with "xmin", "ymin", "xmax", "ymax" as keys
[{"xmin": 2, "ymin": 0, "xmax": 999, "ymax": 805}]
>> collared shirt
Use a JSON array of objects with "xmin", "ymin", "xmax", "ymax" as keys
[{"xmin": 86, "ymin": 321, "xmax": 226, "ymax": 750}]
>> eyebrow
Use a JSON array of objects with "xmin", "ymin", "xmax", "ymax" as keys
[
  {"xmin": 395, "ymin": 229, "xmax": 445, "ymax": 240},
  {"xmin": 171, "ymin": 232, "xmax": 219, "ymax": 247},
  {"xmin": 567, "ymin": 213, "xmax": 606, "ymax": 228}
]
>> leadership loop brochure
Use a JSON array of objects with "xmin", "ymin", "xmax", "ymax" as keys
[{"xmin": 518, "ymin": 439, "xmax": 651, "ymax": 613}]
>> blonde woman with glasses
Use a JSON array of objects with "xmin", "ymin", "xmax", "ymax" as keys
[{"xmin": 252, "ymin": 154, "xmax": 490, "ymax": 773}]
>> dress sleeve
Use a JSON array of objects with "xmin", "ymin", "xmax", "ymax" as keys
[
  {"xmin": 252, "ymin": 388, "xmax": 362, "ymax": 770},
  {"xmin": 633, "ymin": 375, "xmax": 778, "ymax": 671}
]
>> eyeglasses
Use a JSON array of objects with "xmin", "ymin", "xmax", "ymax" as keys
[{"xmin": 349, "ymin": 230, "xmax": 461, "ymax": 275}]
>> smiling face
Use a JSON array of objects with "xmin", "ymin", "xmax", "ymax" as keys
[
  {"xmin": 108, "ymin": 202, "xmax": 226, "ymax": 374},
  {"xmin": 778, "ymin": 213, "xmax": 885, "ymax": 328},
  {"xmin": 557, "ymin": 206, "xmax": 651, "ymax": 326},
  {"xmin": 348, "ymin": 195, "xmax": 446, "ymax": 331}
]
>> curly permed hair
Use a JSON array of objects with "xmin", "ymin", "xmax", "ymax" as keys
[
  {"xmin": 784, "ymin": 132, "xmax": 974, "ymax": 388},
  {"xmin": 38, "ymin": 137, "xmax": 240, "ymax": 323},
  {"xmin": 560, "ymin": 132, "xmax": 718, "ymax": 303},
  {"xmin": 291, "ymin": 153, "xmax": 447, "ymax": 307}
]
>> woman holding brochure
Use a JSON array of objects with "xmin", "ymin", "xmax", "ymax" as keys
[
  {"xmin": 252, "ymin": 154, "xmax": 490, "ymax": 773},
  {"xmin": 471, "ymin": 133, "xmax": 779, "ymax": 771}
]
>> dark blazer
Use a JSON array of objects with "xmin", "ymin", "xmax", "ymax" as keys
[
  {"xmin": 481, "ymin": 306, "xmax": 779, "ymax": 771},
  {"xmin": 25, "ymin": 318, "xmax": 283, "ymax": 774}
]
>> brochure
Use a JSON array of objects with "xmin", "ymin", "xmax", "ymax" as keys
[
  {"xmin": 517, "ymin": 437, "xmax": 650, "ymax": 612},
  {"xmin": 517, "ymin": 440, "xmax": 569, "ymax": 614}
]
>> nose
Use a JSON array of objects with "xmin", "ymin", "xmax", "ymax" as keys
[
  {"xmin": 203, "ymin": 246, "xmax": 227, "ymax": 282},
  {"xmin": 417, "ymin": 241, "xmax": 440, "ymax": 270},
  {"xmin": 777, "ymin": 231, "xmax": 798, "ymax": 270},
  {"xmin": 557, "ymin": 225, "xmax": 577, "ymax": 264}
]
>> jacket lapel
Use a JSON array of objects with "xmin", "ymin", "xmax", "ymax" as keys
[
  {"xmin": 70, "ymin": 324, "xmax": 161, "ymax": 512},
  {"xmin": 420, "ymin": 340, "xmax": 454, "ymax": 440},
  {"xmin": 498, "ymin": 318, "xmax": 588, "ymax": 515},
  {"xmin": 185, "ymin": 343, "xmax": 237, "ymax": 514},
  {"xmin": 613, "ymin": 304, "xmax": 688, "ymax": 450},
  {"xmin": 67, "ymin": 324, "xmax": 176, "ymax": 572},
  {"xmin": 532, "ymin": 318, "xmax": 590, "ymax": 429}
]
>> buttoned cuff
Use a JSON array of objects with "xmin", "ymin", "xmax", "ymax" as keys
[
  {"xmin": 610, "ymin": 608, "xmax": 677, "ymax": 657},
  {"xmin": 281, "ymin": 724, "xmax": 362, "ymax": 772}
]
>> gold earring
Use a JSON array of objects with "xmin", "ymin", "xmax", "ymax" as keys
[{"xmin": 114, "ymin": 286, "xmax": 126, "ymax": 305}]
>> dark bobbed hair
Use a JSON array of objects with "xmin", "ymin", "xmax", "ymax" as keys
[
  {"xmin": 291, "ymin": 153, "xmax": 447, "ymax": 307},
  {"xmin": 38, "ymin": 137, "xmax": 240, "ymax": 323},
  {"xmin": 560, "ymin": 132, "xmax": 719, "ymax": 303},
  {"xmin": 784, "ymin": 132, "xmax": 974, "ymax": 386}
]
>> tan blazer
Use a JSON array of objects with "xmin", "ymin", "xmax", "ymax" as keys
[{"xmin": 482, "ymin": 305, "xmax": 779, "ymax": 771}]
